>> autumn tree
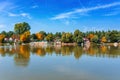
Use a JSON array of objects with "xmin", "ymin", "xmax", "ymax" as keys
[
  {"xmin": 14, "ymin": 22, "xmax": 31, "ymax": 35},
  {"xmin": 0, "ymin": 34, "xmax": 5, "ymax": 43},
  {"xmin": 20, "ymin": 31, "xmax": 31, "ymax": 43},
  {"xmin": 88, "ymin": 34, "xmax": 94, "ymax": 41},
  {"xmin": 39, "ymin": 31, "xmax": 47, "ymax": 40},
  {"xmin": 36, "ymin": 33, "xmax": 44, "ymax": 41},
  {"xmin": 14, "ymin": 22, "xmax": 31, "ymax": 43},
  {"xmin": 101, "ymin": 36, "xmax": 107, "ymax": 43}
]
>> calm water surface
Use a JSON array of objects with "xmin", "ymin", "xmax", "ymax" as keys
[{"xmin": 0, "ymin": 45, "xmax": 120, "ymax": 80}]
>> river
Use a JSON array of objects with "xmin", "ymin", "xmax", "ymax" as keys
[{"xmin": 0, "ymin": 45, "xmax": 120, "ymax": 80}]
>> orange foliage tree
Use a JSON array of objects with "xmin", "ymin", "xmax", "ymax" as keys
[
  {"xmin": 20, "ymin": 31, "xmax": 30, "ymax": 42},
  {"xmin": 101, "ymin": 36, "xmax": 107, "ymax": 43},
  {"xmin": 88, "ymin": 34, "xmax": 94, "ymax": 41},
  {"xmin": 36, "ymin": 33, "xmax": 44, "ymax": 41},
  {"xmin": 0, "ymin": 34, "xmax": 5, "ymax": 43}
]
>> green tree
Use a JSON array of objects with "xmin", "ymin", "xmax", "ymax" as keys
[
  {"xmin": 14, "ymin": 22, "xmax": 31, "ymax": 35},
  {"xmin": 39, "ymin": 31, "xmax": 47, "ymax": 40},
  {"xmin": 46, "ymin": 33, "xmax": 54, "ymax": 42},
  {"xmin": 92, "ymin": 35, "xmax": 99, "ymax": 43},
  {"xmin": 54, "ymin": 32, "xmax": 62, "ymax": 38},
  {"xmin": 7, "ymin": 31, "xmax": 14, "ymax": 38},
  {"xmin": 30, "ymin": 33, "xmax": 37, "ymax": 41},
  {"xmin": 61, "ymin": 32, "xmax": 73, "ymax": 43},
  {"xmin": 109, "ymin": 30, "xmax": 120, "ymax": 42},
  {"xmin": 73, "ymin": 30, "xmax": 83, "ymax": 44},
  {"xmin": 1, "ymin": 31, "xmax": 7, "ymax": 37}
]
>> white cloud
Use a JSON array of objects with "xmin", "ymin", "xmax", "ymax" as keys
[
  {"xmin": 0, "ymin": 1, "xmax": 17, "ymax": 13},
  {"xmin": 0, "ymin": 1, "xmax": 31, "ymax": 19},
  {"xmin": 8, "ymin": 13, "xmax": 18, "ymax": 17},
  {"xmin": 65, "ymin": 21, "xmax": 70, "ymax": 25},
  {"xmin": 104, "ymin": 12, "xmax": 120, "ymax": 16},
  {"xmin": 0, "ymin": 24, "xmax": 6, "ymax": 29},
  {"xmin": 0, "ymin": 1, "xmax": 11, "ymax": 11},
  {"xmin": 8, "ymin": 12, "xmax": 31, "ymax": 19},
  {"xmin": 31, "ymin": 5, "xmax": 39, "ymax": 9},
  {"xmin": 51, "ymin": 2, "xmax": 120, "ymax": 20},
  {"xmin": 20, "ymin": 13, "xmax": 31, "ymax": 19},
  {"xmin": 20, "ymin": 13, "xmax": 27, "ymax": 17},
  {"xmin": 104, "ymin": 8, "xmax": 120, "ymax": 16}
]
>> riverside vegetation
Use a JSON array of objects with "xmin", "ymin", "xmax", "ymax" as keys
[
  {"xmin": 0, "ymin": 22, "xmax": 120, "ymax": 80},
  {"xmin": 0, "ymin": 22, "xmax": 120, "ymax": 45}
]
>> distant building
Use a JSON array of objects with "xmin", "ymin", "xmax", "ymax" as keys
[
  {"xmin": 54, "ymin": 38, "xmax": 61, "ymax": 45},
  {"xmin": 83, "ymin": 38, "xmax": 90, "ymax": 50}
]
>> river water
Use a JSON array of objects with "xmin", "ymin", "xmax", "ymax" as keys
[{"xmin": 0, "ymin": 45, "xmax": 120, "ymax": 80}]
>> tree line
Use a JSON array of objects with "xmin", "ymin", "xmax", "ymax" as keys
[{"xmin": 0, "ymin": 22, "xmax": 120, "ymax": 44}]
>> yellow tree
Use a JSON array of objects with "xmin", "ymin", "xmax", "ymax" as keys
[
  {"xmin": 88, "ymin": 34, "xmax": 94, "ymax": 41},
  {"xmin": 101, "ymin": 36, "xmax": 107, "ymax": 43},
  {"xmin": 36, "ymin": 33, "xmax": 43, "ymax": 41},
  {"xmin": 0, "ymin": 34, "xmax": 5, "ymax": 43},
  {"xmin": 20, "ymin": 31, "xmax": 30, "ymax": 42}
]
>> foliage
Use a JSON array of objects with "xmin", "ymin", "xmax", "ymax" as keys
[
  {"xmin": 20, "ymin": 31, "xmax": 31, "ymax": 43},
  {"xmin": 73, "ymin": 30, "xmax": 83, "ymax": 43},
  {"xmin": 45, "ymin": 33, "xmax": 54, "ymax": 42},
  {"xmin": 7, "ymin": 31, "xmax": 14, "ymax": 38},
  {"xmin": 0, "ymin": 22, "xmax": 120, "ymax": 44},
  {"xmin": 101, "ymin": 36, "xmax": 107, "ymax": 43},
  {"xmin": 30, "ymin": 34, "xmax": 37, "ymax": 41},
  {"xmin": 61, "ymin": 32, "xmax": 73, "ymax": 43},
  {"xmin": 92, "ymin": 35, "xmax": 99, "ymax": 43},
  {"xmin": 109, "ymin": 30, "xmax": 120, "ymax": 42},
  {"xmin": 54, "ymin": 32, "xmax": 62, "ymax": 38},
  {"xmin": 14, "ymin": 22, "xmax": 31, "ymax": 35},
  {"xmin": 87, "ymin": 34, "xmax": 94, "ymax": 41},
  {"xmin": 0, "ymin": 34, "xmax": 5, "ymax": 43},
  {"xmin": 36, "ymin": 33, "xmax": 44, "ymax": 41}
]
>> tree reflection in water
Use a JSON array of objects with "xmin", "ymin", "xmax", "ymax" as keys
[
  {"xmin": 0, "ymin": 45, "xmax": 120, "ymax": 66},
  {"xmin": 14, "ymin": 45, "xmax": 30, "ymax": 67}
]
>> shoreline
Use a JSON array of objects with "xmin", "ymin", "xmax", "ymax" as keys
[{"xmin": 0, "ymin": 42, "xmax": 120, "ymax": 47}]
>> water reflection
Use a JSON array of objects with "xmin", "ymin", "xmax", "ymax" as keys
[
  {"xmin": 0, "ymin": 45, "xmax": 120, "ymax": 66},
  {"xmin": 14, "ymin": 45, "xmax": 30, "ymax": 67}
]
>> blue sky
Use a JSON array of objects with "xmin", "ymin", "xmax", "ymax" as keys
[{"xmin": 0, "ymin": 0, "xmax": 120, "ymax": 33}]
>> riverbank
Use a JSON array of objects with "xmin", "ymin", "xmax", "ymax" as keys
[
  {"xmin": 100, "ymin": 42, "xmax": 120, "ymax": 46},
  {"xmin": 0, "ymin": 42, "xmax": 120, "ymax": 47}
]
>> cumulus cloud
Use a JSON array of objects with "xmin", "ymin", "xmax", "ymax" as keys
[{"xmin": 51, "ymin": 2, "xmax": 120, "ymax": 20}]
